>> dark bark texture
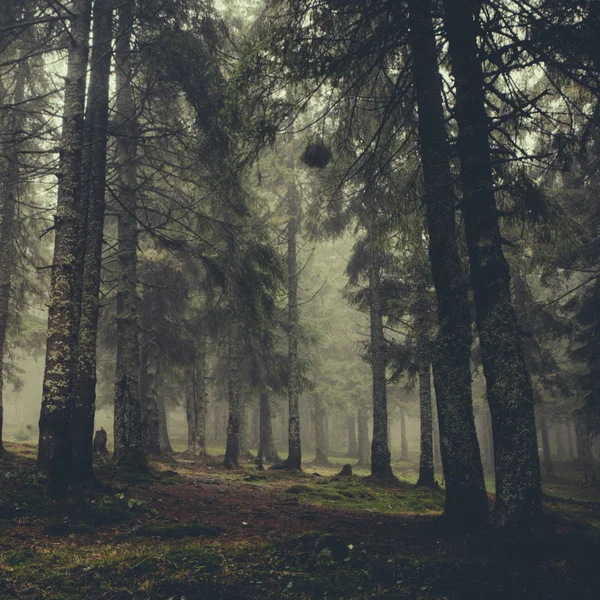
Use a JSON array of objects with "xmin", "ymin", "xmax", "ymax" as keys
[
  {"xmin": 407, "ymin": 0, "xmax": 488, "ymax": 525},
  {"xmin": 284, "ymin": 181, "xmax": 302, "ymax": 469},
  {"xmin": 112, "ymin": 0, "xmax": 146, "ymax": 471},
  {"xmin": 442, "ymin": 0, "xmax": 542, "ymax": 528},
  {"xmin": 37, "ymin": 0, "xmax": 92, "ymax": 495},
  {"xmin": 417, "ymin": 358, "xmax": 435, "ymax": 487},
  {"xmin": 72, "ymin": 0, "xmax": 113, "ymax": 482}
]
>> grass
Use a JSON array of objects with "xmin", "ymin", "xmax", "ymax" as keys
[{"xmin": 1, "ymin": 442, "xmax": 599, "ymax": 599}]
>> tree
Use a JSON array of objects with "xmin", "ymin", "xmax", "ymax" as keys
[
  {"xmin": 0, "ymin": 55, "xmax": 26, "ymax": 455},
  {"xmin": 112, "ymin": 0, "xmax": 146, "ymax": 471},
  {"xmin": 442, "ymin": 0, "xmax": 542, "ymax": 528},
  {"xmin": 72, "ymin": 0, "xmax": 113, "ymax": 482},
  {"xmin": 406, "ymin": 0, "xmax": 488, "ymax": 524},
  {"xmin": 37, "ymin": 0, "xmax": 92, "ymax": 495}
]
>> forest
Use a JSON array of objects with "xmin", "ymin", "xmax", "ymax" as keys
[{"xmin": 0, "ymin": 0, "xmax": 599, "ymax": 598}]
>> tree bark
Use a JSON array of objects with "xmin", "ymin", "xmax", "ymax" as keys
[
  {"xmin": 257, "ymin": 391, "xmax": 281, "ymax": 463},
  {"xmin": 139, "ymin": 324, "xmax": 160, "ymax": 454},
  {"xmin": 346, "ymin": 414, "xmax": 358, "ymax": 458},
  {"xmin": 223, "ymin": 331, "xmax": 241, "ymax": 468},
  {"xmin": 368, "ymin": 245, "xmax": 394, "ymax": 480},
  {"xmin": 312, "ymin": 395, "xmax": 329, "ymax": 466},
  {"xmin": 442, "ymin": 0, "xmax": 542, "ymax": 528},
  {"xmin": 238, "ymin": 400, "xmax": 254, "ymax": 460},
  {"xmin": 37, "ymin": 0, "xmax": 92, "ymax": 495},
  {"xmin": 283, "ymin": 179, "xmax": 302, "ymax": 469},
  {"xmin": 72, "ymin": 0, "xmax": 113, "ymax": 481},
  {"xmin": 417, "ymin": 360, "xmax": 435, "ymax": 487},
  {"xmin": 357, "ymin": 406, "xmax": 370, "ymax": 467},
  {"xmin": 0, "ymin": 56, "xmax": 26, "ymax": 456},
  {"xmin": 407, "ymin": 0, "xmax": 488, "ymax": 526},
  {"xmin": 112, "ymin": 0, "xmax": 146, "ymax": 471}
]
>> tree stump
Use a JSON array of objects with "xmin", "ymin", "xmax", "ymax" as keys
[{"xmin": 336, "ymin": 464, "xmax": 352, "ymax": 477}]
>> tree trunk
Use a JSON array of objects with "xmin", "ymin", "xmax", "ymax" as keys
[
  {"xmin": 417, "ymin": 360, "xmax": 435, "ymax": 487},
  {"xmin": 539, "ymin": 414, "xmax": 557, "ymax": 479},
  {"xmin": 238, "ymin": 400, "xmax": 254, "ymax": 460},
  {"xmin": 478, "ymin": 408, "xmax": 494, "ymax": 474},
  {"xmin": 399, "ymin": 406, "xmax": 409, "ymax": 462},
  {"xmin": 112, "ymin": 0, "xmax": 146, "ymax": 471},
  {"xmin": 37, "ymin": 0, "xmax": 92, "ymax": 495},
  {"xmin": 576, "ymin": 416, "xmax": 596, "ymax": 485},
  {"xmin": 0, "ymin": 57, "xmax": 26, "ymax": 456},
  {"xmin": 282, "ymin": 179, "xmax": 302, "ymax": 470},
  {"xmin": 257, "ymin": 391, "xmax": 280, "ymax": 463},
  {"xmin": 432, "ymin": 400, "xmax": 442, "ymax": 473},
  {"xmin": 555, "ymin": 423, "xmax": 566, "ymax": 461},
  {"xmin": 567, "ymin": 420, "xmax": 576, "ymax": 460},
  {"xmin": 368, "ymin": 246, "xmax": 394, "ymax": 480},
  {"xmin": 250, "ymin": 399, "xmax": 259, "ymax": 450},
  {"xmin": 139, "ymin": 326, "xmax": 160, "ymax": 455},
  {"xmin": 223, "ymin": 332, "xmax": 240, "ymax": 468},
  {"xmin": 442, "ymin": 0, "xmax": 542, "ymax": 528},
  {"xmin": 346, "ymin": 414, "xmax": 358, "ymax": 458},
  {"xmin": 357, "ymin": 406, "xmax": 370, "ymax": 467},
  {"xmin": 156, "ymin": 386, "xmax": 172, "ymax": 454},
  {"xmin": 71, "ymin": 0, "xmax": 113, "ymax": 482},
  {"xmin": 312, "ymin": 395, "xmax": 329, "ymax": 466},
  {"xmin": 186, "ymin": 341, "xmax": 208, "ymax": 457},
  {"xmin": 407, "ymin": 0, "xmax": 488, "ymax": 526}
]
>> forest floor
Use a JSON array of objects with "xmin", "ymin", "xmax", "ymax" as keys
[{"xmin": 1, "ymin": 442, "xmax": 599, "ymax": 599}]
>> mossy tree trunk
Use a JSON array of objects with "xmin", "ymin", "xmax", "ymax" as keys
[
  {"xmin": 257, "ymin": 391, "xmax": 280, "ymax": 463},
  {"xmin": 0, "ymin": 56, "xmax": 26, "ymax": 456},
  {"xmin": 406, "ymin": 0, "xmax": 488, "ymax": 526},
  {"xmin": 442, "ymin": 0, "xmax": 542, "ymax": 528},
  {"xmin": 37, "ymin": 0, "xmax": 92, "ymax": 495},
  {"xmin": 72, "ymin": 0, "xmax": 113, "ymax": 482},
  {"xmin": 112, "ymin": 0, "xmax": 146, "ymax": 472}
]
